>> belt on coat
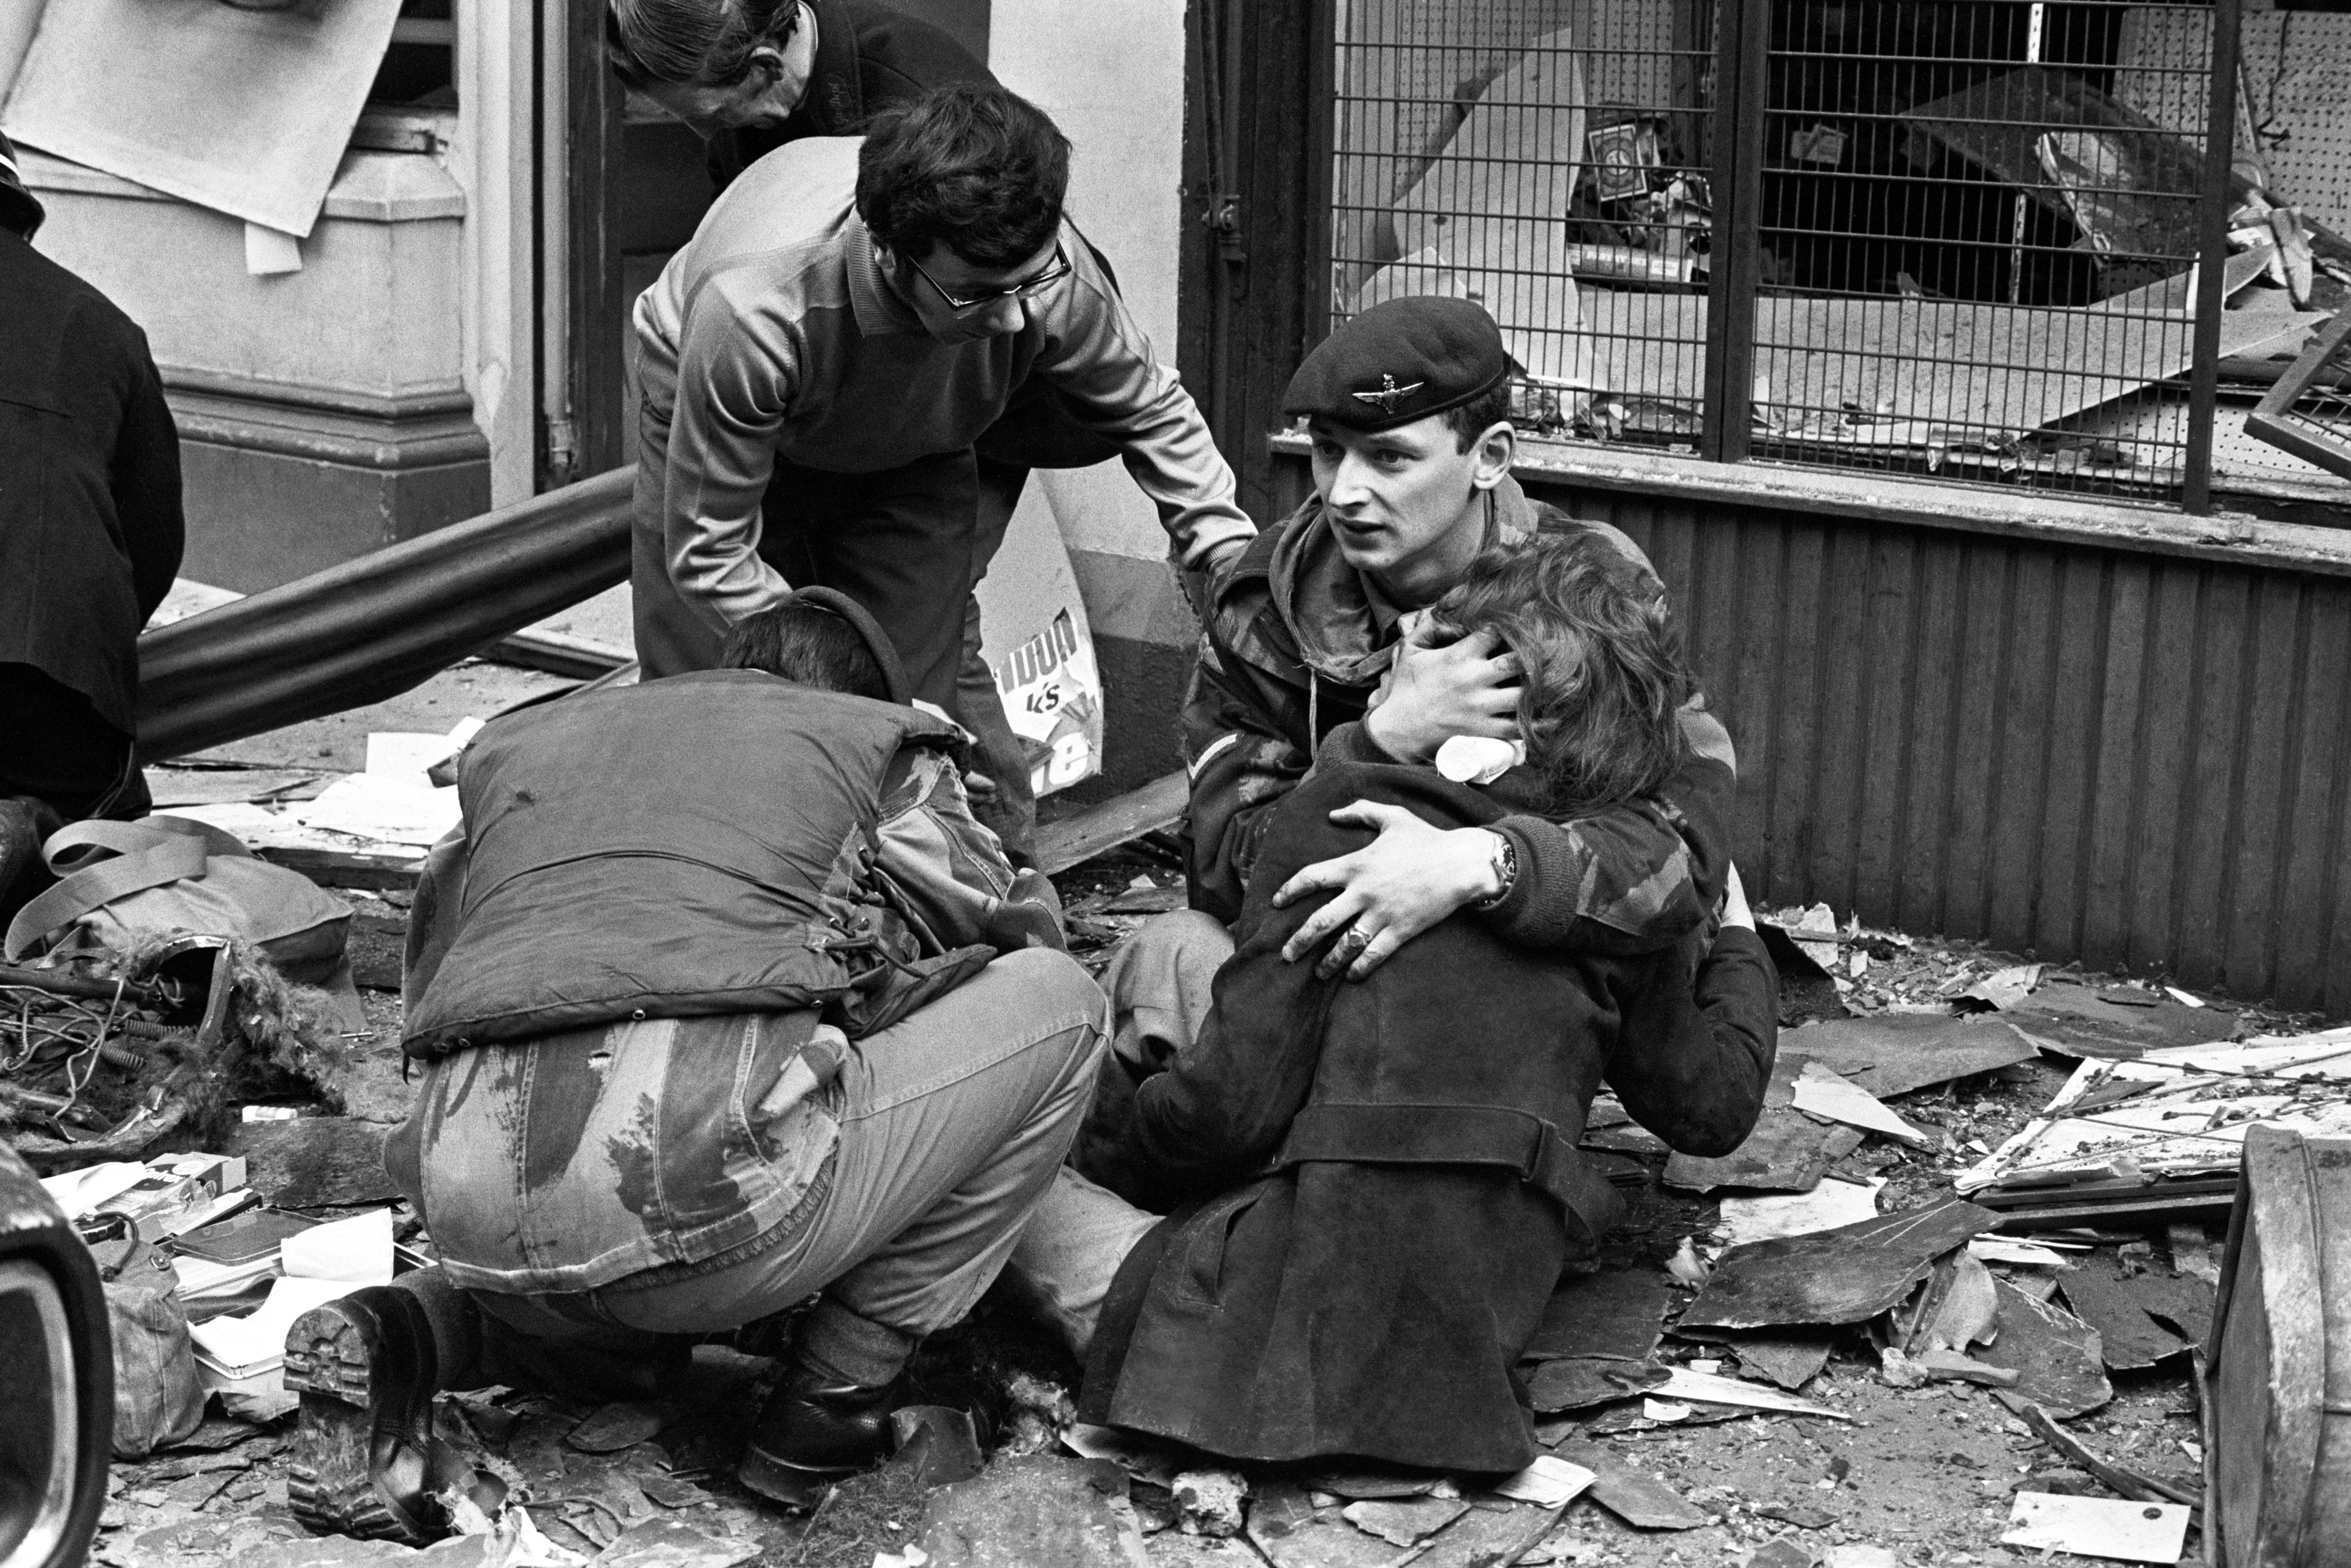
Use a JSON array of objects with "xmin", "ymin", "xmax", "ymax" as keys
[{"xmin": 1273, "ymin": 1101, "xmax": 1627, "ymax": 1243}]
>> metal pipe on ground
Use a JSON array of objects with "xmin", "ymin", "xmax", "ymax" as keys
[{"xmin": 134, "ymin": 467, "xmax": 637, "ymax": 762}]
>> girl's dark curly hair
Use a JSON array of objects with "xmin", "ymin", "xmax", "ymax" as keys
[{"xmin": 1429, "ymin": 531, "xmax": 1693, "ymax": 816}]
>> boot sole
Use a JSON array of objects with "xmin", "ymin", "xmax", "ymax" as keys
[
  {"xmin": 284, "ymin": 1297, "xmax": 439, "ymax": 1544},
  {"xmin": 737, "ymin": 1444, "xmax": 858, "ymax": 1511}
]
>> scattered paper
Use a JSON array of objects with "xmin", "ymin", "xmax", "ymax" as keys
[
  {"xmin": 2164, "ymin": 986, "xmax": 2206, "ymax": 1009},
  {"xmin": 188, "ymin": 1275, "xmax": 355, "ymax": 1373},
  {"xmin": 1492, "ymin": 1454, "xmax": 1596, "ymax": 1507},
  {"xmin": 292, "ymin": 772, "xmax": 462, "ymax": 846},
  {"xmin": 2001, "ymin": 1492, "xmax": 2189, "ymax": 1563},
  {"xmin": 1717, "ymin": 1178, "xmax": 1886, "ymax": 1246},
  {"xmin": 1790, "ymin": 1061, "xmax": 1933, "ymax": 1146},
  {"xmin": 243, "ymin": 222, "xmax": 302, "ymax": 275},
  {"xmin": 281, "ymin": 1208, "xmax": 394, "ymax": 1285},
  {"xmin": 1969, "ymin": 1236, "xmax": 2081, "ymax": 1267},
  {"xmin": 1650, "ymin": 1366, "xmax": 1854, "ymax": 1420},
  {"xmin": 366, "ymin": 720, "xmax": 484, "ymax": 783},
  {"xmin": 38, "ymin": 1161, "xmax": 152, "ymax": 1218}
]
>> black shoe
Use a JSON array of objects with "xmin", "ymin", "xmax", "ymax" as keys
[
  {"xmin": 736, "ymin": 1365, "xmax": 909, "ymax": 1508},
  {"xmin": 284, "ymin": 1284, "xmax": 482, "ymax": 1542}
]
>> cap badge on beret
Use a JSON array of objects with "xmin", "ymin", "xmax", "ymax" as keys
[{"xmin": 1351, "ymin": 375, "xmax": 1425, "ymax": 414}]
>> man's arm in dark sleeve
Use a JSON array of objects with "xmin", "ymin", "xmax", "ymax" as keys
[
  {"xmin": 1181, "ymin": 635, "xmax": 1313, "ymax": 925},
  {"xmin": 1604, "ymin": 926, "xmax": 1778, "ymax": 1156},
  {"xmin": 1109, "ymin": 901, "xmax": 1337, "ymax": 1209},
  {"xmin": 112, "ymin": 332, "xmax": 183, "ymax": 623},
  {"xmin": 1480, "ymin": 704, "xmax": 1737, "ymax": 953}
]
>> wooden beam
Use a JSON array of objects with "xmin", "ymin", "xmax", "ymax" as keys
[{"xmin": 1036, "ymin": 770, "xmax": 1189, "ymax": 876}]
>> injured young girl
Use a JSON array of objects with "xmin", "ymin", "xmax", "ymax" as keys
[{"xmin": 1002, "ymin": 528, "xmax": 1780, "ymax": 1475}]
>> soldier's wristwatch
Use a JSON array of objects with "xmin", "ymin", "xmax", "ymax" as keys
[{"xmin": 1476, "ymin": 830, "xmax": 1518, "ymax": 910}]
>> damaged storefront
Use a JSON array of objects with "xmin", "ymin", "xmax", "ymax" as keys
[{"xmin": 1191, "ymin": 0, "xmax": 2351, "ymax": 1012}]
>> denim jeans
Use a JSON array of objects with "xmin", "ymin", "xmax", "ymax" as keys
[
  {"xmin": 470, "ymin": 948, "xmax": 1108, "ymax": 1387},
  {"xmin": 1001, "ymin": 910, "xmax": 1235, "ymax": 1359}
]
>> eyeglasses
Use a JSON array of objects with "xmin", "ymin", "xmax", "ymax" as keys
[{"xmin": 902, "ymin": 244, "xmax": 1072, "ymax": 313}]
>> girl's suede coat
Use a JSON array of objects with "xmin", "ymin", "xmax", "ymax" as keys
[{"xmin": 1079, "ymin": 762, "xmax": 1777, "ymax": 1473}]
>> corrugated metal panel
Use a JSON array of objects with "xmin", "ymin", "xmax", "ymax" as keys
[{"xmin": 1530, "ymin": 478, "xmax": 2351, "ymax": 1012}]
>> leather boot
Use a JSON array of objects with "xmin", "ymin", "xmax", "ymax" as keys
[
  {"xmin": 283, "ymin": 1283, "xmax": 480, "ymax": 1543},
  {"xmin": 736, "ymin": 1363, "xmax": 909, "ymax": 1508}
]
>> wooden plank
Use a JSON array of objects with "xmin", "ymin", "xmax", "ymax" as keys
[
  {"xmin": 2274, "ymin": 587, "xmax": 2351, "ymax": 1009},
  {"xmin": 2080, "ymin": 556, "xmax": 2154, "ymax": 973},
  {"xmin": 2126, "ymin": 562, "xmax": 2204, "ymax": 977},
  {"xmin": 1729, "ymin": 519, "xmax": 1789, "ymax": 907},
  {"xmin": 1763, "ymin": 522, "xmax": 1829, "ymax": 902},
  {"xmin": 1941, "ymin": 540, "xmax": 2012, "ymax": 940},
  {"xmin": 1035, "ymin": 771, "xmax": 1190, "ymax": 876},
  {"xmin": 1986, "ymin": 549, "xmax": 2059, "ymax": 953},
  {"xmin": 2031, "ymin": 548, "xmax": 2112, "ymax": 960},
  {"xmin": 251, "ymin": 845, "xmax": 425, "ymax": 893},
  {"xmin": 2222, "ymin": 575, "xmax": 2307, "ymax": 998},
  {"xmin": 1809, "ymin": 523, "xmax": 1876, "ymax": 917},
  {"xmin": 1895, "ymin": 538, "xmax": 1966, "ymax": 934},
  {"xmin": 2174, "ymin": 569, "xmax": 2253, "ymax": 991},
  {"xmin": 1849, "ymin": 528, "xmax": 1918, "ymax": 925}
]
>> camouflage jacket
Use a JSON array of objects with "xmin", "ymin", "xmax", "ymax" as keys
[
  {"xmin": 1181, "ymin": 473, "xmax": 1736, "ymax": 946},
  {"xmin": 385, "ymin": 732, "xmax": 1061, "ymax": 1297}
]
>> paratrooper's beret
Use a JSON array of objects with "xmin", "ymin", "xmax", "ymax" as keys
[{"xmin": 1282, "ymin": 295, "xmax": 1510, "ymax": 432}]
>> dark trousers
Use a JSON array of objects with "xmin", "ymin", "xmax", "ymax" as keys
[{"xmin": 0, "ymin": 663, "xmax": 146, "ymax": 821}]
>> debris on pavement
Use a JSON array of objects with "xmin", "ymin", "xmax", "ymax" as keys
[
  {"xmin": 1976, "ymin": 1281, "xmax": 2113, "ymax": 1417},
  {"xmin": 1546, "ymin": 1441, "xmax": 1708, "ymax": 1530},
  {"xmin": 2000, "ymin": 1491, "xmax": 2190, "ymax": 1563},
  {"xmin": 1680, "ymin": 1202, "xmax": 2000, "ymax": 1331},
  {"xmin": 1786, "ymin": 1063, "xmax": 1931, "ymax": 1148},
  {"xmin": 1779, "ymin": 1014, "xmax": 2042, "ymax": 1099},
  {"xmin": 1957, "ymin": 1029, "xmax": 2351, "ymax": 1220}
]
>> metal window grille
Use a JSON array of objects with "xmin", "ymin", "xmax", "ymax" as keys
[
  {"xmin": 1324, "ymin": 0, "xmax": 2351, "ymax": 514},
  {"xmin": 1330, "ymin": 1, "xmax": 1719, "ymax": 448}
]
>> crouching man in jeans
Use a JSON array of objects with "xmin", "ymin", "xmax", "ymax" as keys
[{"xmin": 283, "ymin": 593, "xmax": 1107, "ymax": 1539}]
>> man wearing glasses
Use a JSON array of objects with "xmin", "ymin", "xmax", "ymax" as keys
[{"xmin": 631, "ymin": 83, "xmax": 1253, "ymax": 855}]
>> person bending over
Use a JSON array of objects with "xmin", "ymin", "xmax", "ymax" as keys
[
  {"xmin": 284, "ymin": 596, "xmax": 1105, "ymax": 1540},
  {"xmin": 1008, "ymin": 533, "xmax": 1777, "ymax": 1473},
  {"xmin": 629, "ymin": 81, "xmax": 1250, "ymax": 866}
]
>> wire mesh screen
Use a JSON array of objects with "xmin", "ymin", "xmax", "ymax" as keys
[
  {"xmin": 1749, "ymin": 1, "xmax": 2226, "ymax": 495},
  {"xmin": 1320, "ymin": 0, "xmax": 2351, "ymax": 507},
  {"xmin": 1329, "ymin": 0, "xmax": 1718, "ymax": 449}
]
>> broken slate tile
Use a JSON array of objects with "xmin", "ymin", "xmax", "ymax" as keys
[
  {"xmin": 588, "ymin": 1517, "xmax": 760, "ymax": 1568},
  {"xmin": 1549, "ymin": 1439, "xmax": 1709, "ymax": 1530},
  {"xmin": 1523, "ymin": 1355, "xmax": 1670, "ymax": 1412},
  {"xmin": 1759, "ymin": 1504, "xmax": 1840, "ymax": 1530},
  {"xmin": 2004, "ymin": 980, "xmax": 2237, "ymax": 1059},
  {"xmin": 1146, "ymin": 1538, "xmax": 1267, "ymax": 1565},
  {"xmin": 567, "ymin": 1402, "xmax": 664, "ymax": 1454},
  {"xmin": 1299, "ymin": 1470, "xmax": 1439, "ymax": 1501},
  {"xmin": 1741, "ymin": 1539, "xmax": 1818, "ymax": 1568},
  {"xmin": 2056, "ymin": 1257, "xmax": 2197, "ymax": 1372},
  {"xmin": 1681, "ymin": 1202, "xmax": 2001, "ymax": 1330},
  {"xmin": 1527, "ymin": 1266, "xmax": 1672, "ymax": 1361},
  {"xmin": 1665, "ymin": 1113, "xmax": 1864, "ymax": 1196},
  {"xmin": 1781, "ymin": 1015, "xmax": 2042, "ymax": 1099},
  {"xmin": 1974, "ymin": 1280, "xmax": 2112, "ymax": 1419},
  {"xmin": 1249, "ymin": 1514, "xmax": 1410, "ymax": 1568},
  {"xmin": 1341, "ymin": 1496, "xmax": 1468, "ymax": 1547},
  {"xmin": 1727, "ymin": 1337, "xmax": 1834, "ymax": 1392}
]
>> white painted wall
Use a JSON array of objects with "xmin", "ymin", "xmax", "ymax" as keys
[
  {"xmin": 0, "ymin": 0, "xmax": 45, "ymax": 106},
  {"xmin": 988, "ymin": 0, "xmax": 1197, "ymax": 641}
]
